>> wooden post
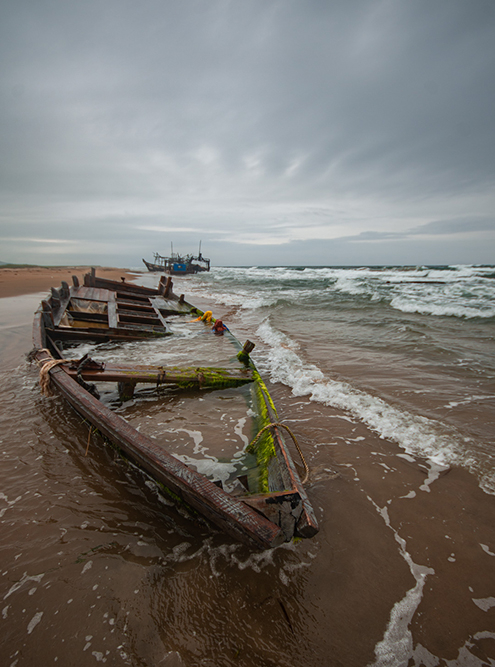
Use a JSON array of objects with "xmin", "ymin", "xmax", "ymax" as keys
[
  {"xmin": 164, "ymin": 277, "xmax": 173, "ymax": 298},
  {"xmin": 243, "ymin": 340, "xmax": 255, "ymax": 355},
  {"xmin": 60, "ymin": 281, "xmax": 69, "ymax": 299},
  {"xmin": 237, "ymin": 340, "xmax": 255, "ymax": 364},
  {"xmin": 72, "ymin": 275, "xmax": 80, "ymax": 288},
  {"xmin": 118, "ymin": 380, "xmax": 136, "ymax": 402},
  {"xmin": 41, "ymin": 300, "xmax": 55, "ymax": 326},
  {"xmin": 179, "ymin": 294, "xmax": 185, "ymax": 304},
  {"xmin": 158, "ymin": 276, "xmax": 166, "ymax": 295},
  {"xmin": 50, "ymin": 288, "xmax": 61, "ymax": 310}
]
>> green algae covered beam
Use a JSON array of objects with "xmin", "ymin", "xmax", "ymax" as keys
[{"xmin": 63, "ymin": 360, "xmax": 253, "ymax": 388}]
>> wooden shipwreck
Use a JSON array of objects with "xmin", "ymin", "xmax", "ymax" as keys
[{"xmin": 32, "ymin": 269, "xmax": 318, "ymax": 549}]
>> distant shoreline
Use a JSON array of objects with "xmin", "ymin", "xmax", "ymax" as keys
[{"xmin": 0, "ymin": 266, "xmax": 137, "ymax": 299}]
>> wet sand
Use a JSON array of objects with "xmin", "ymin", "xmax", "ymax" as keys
[
  {"xmin": 0, "ymin": 266, "xmax": 135, "ymax": 299},
  {"xmin": 1, "ymin": 272, "xmax": 495, "ymax": 666}
]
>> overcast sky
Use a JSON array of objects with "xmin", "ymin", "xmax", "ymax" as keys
[{"xmin": 1, "ymin": 0, "xmax": 494, "ymax": 267}]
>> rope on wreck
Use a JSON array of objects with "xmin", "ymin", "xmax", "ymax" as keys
[
  {"xmin": 250, "ymin": 422, "xmax": 310, "ymax": 485},
  {"xmin": 35, "ymin": 350, "xmax": 100, "ymax": 399},
  {"xmin": 36, "ymin": 349, "xmax": 70, "ymax": 396}
]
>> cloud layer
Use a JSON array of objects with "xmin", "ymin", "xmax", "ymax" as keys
[{"xmin": 1, "ymin": 0, "xmax": 494, "ymax": 266}]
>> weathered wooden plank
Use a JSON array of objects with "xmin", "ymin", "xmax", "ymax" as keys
[
  {"xmin": 115, "ymin": 298, "xmax": 155, "ymax": 312},
  {"xmin": 63, "ymin": 362, "xmax": 253, "ymax": 387},
  {"xmin": 35, "ymin": 351, "xmax": 284, "ymax": 549},
  {"xmin": 73, "ymin": 286, "xmax": 113, "ymax": 302},
  {"xmin": 32, "ymin": 309, "xmax": 45, "ymax": 349},
  {"xmin": 149, "ymin": 296, "xmax": 193, "ymax": 315},
  {"xmin": 46, "ymin": 326, "xmax": 171, "ymax": 344},
  {"xmin": 117, "ymin": 310, "xmax": 163, "ymax": 326},
  {"xmin": 158, "ymin": 276, "xmax": 173, "ymax": 297},
  {"xmin": 150, "ymin": 305, "xmax": 169, "ymax": 329},
  {"xmin": 242, "ymin": 492, "xmax": 304, "ymax": 541},
  {"xmin": 87, "ymin": 273, "xmax": 161, "ymax": 296},
  {"xmin": 52, "ymin": 294, "xmax": 71, "ymax": 327},
  {"xmin": 116, "ymin": 291, "xmax": 151, "ymax": 303}
]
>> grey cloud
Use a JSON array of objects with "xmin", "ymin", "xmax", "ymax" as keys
[
  {"xmin": 348, "ymin": 231, "xmax": 407, "ymax": 242},
  {"xmin": 409, "ymin": 217, "xmax": 495, "ymax": 236},
  {"xmin": 1, "ymin": 1, "xmax": 494, "ymax": 265},
  {"xmin": 343, "ymin": 217, "xmax": 495, "ymax": 242}
]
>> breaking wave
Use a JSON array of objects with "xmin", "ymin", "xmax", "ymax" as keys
[{"xmin": 255, "ymin": 319, "xmax": 495, "ymax": 494}]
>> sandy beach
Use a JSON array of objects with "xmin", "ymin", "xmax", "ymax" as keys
[
  {"xmin": 0, "ymin": 265, "xmax": 494, "ymax": 666},
  {"xmin": 0, "ymin": 266, "xmax": 135, "ymax": 299}
]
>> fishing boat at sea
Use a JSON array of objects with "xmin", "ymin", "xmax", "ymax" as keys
[
  {"xmin": 31, "ymin": 269, "xmax": 318, "ymax": 549},
  {"xmin": 142, "ymin": 247, "xmax": 210, "ymax": 274}
]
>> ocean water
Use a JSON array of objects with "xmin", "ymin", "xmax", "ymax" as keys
[
  {"xmin": 175, "ymin": 264, "xmax": 495, "ymax": 494},
  {"xmin": 1, "ymin": 265, "xmax": 495, "ymax": 667}
]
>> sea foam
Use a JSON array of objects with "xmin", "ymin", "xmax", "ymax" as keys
[
  {"xmin": 256, "ymin": 320, "xmax": 464, "ymax": 466},
  {"xmin": 192, "ymin": 265, "xmax": 495, "ymax": 320}
]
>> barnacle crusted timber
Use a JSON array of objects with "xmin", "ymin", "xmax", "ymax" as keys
[{"xmin": 32, "ymin": 269, "xmax": 318, "ymax": 548}]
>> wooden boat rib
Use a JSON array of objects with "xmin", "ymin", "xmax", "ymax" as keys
[{"xmin": 32, "ymin": 269, "xmax": 318, "ymax": 549}]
